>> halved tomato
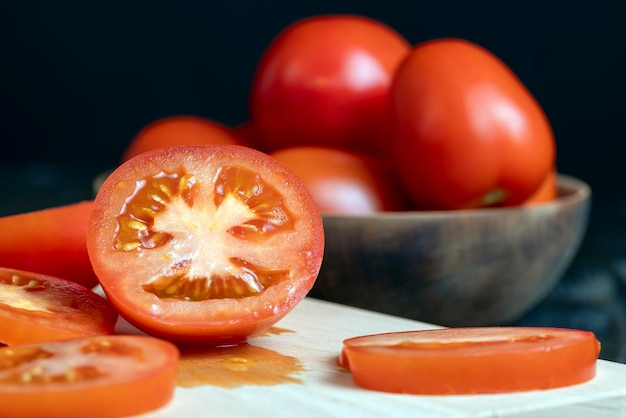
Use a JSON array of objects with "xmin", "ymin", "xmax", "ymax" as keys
[
  {"xmin": 87, "ymin": 144, "xmax": 324, "ymax": 345},
  {"xmin": 0, "ymin": 267, "xmax": 118, "ymax": 346},
  {"xmin": 0, "ymin": 335, "xmax": 179, "ymax": 418},
  {"xmin": 341, "ymin": 327, "xmax": 600, "ymax": 394},
  {"xmin": 0, "ymin": 200, "xmax": 99, "ymax": 289}
]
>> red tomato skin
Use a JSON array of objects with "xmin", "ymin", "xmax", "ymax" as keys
[
  {"xmin": 250, "ymin": 15, "xmax": 411, "ymax": 155},
  {"xmin": 88, "ymin": 145, "xmax": 325, "ymax": 346},
  {"xmin": 270, "ymin": 146, "xmax": 409, "ymax": 214},
  {"xmin": 389, "ymin": 38, "xmax": 556, "ymax": 210},
  {"xmin": 121, "ymin": 115, "xmax": 245, "ymax": 162},
  {"xmin": 231, "ymin": 121, "xmax": 263, "ymax": 150},
  {"xmin": 0, "ymin": 201, "xmax": 99, "ymax": 289},
  {"xmin": 519, "ymin": 168, "xmax": 557, "ymax": 206}
]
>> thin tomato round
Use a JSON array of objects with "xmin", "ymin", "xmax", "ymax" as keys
[
  {"xmin": 0, "ymin": 267, "xmax": 118, "ymax": 346},
  {"xmin": 87, "ymin": 145, "xmax": 324, "ymax": 345},
  {"xmin": 270, "ymin": 146, "xmax": 409, "ymax": 214},
  {"xmin": 341, "ymin": 327, "xmax": 600, "ymax": 395},
  {"xmin": 0, "ymin": 335, "xmax": 179, "ymax": 418},
  {"xmin": 249, "ymin": 15, "xmax": 410, "ymax": 155},
  {"xmin": 389, "ymin": 38, "xmax": 555, "ymax": 210},
  {"xmin": 121, "ymin": 115, "xmax": 245, "ymax": 162},
  {"xmin": 0, "ymin": 201, "xmax": 99, "ymax": 289}
]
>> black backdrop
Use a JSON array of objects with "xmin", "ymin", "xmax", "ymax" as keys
[{"xmin": 1, "ymin": 1, "xmax": 625, "ymax": 193}]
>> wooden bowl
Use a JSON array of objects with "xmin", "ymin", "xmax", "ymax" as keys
[{"xmin": 308, "ymin": 174, "xmax": 591, "ymax": 327}]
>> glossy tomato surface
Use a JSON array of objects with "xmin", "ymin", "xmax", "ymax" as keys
[
  {"xmin": 249, "ymin": 15, "xmax": 410, "ymax": 155},
  {"xmin": 0, "ymin": 201, "xmax": 99, "ymax": 289},
  {"xmin": 0, "ymin": 335, "xmax": 179, "ymax": 418},
  {"xmin": 341, "ymin": 327, "xmax": 600, "ymax": 394},
  {"xmin": 121, "ymin": 115, "xmax": 245, "ymax": 162},
  {"xmin": 0, "ymin": 267, "xmax": 118, "ymax": 346},
  {"xmin": 270, "ymin": 146, "xmax": 409, "ymax": 214},
  {"xmin": 389, "ymin": 38, "xmax": 555, "ymax": 210},
  {"xmin": 88, "ymin": 145, "xmax": 325, "ymax": 345},
  {"xmin": 519, "ymin": 169, "xmax": 558, "ymax": 206}
]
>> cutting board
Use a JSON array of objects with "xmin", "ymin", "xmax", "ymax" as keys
[{"xmin": 128, "ymin": 298, "xmax": 626, "ymax": 418}]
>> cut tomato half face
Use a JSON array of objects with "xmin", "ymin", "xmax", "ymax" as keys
[
  {"xmin": 0, "ymin": 335, "xmax": 179, "ymax": 418},
  {"xmin": 341, "ymin": 327, "xmax": 601, "ymax": 395},
  {"xmin": 0, "ymin": 267, "xmax": 118, "ymax": 346},
  {"xmin": 87, "ymin": 144, "xmax": 325, "ymax": 345}
]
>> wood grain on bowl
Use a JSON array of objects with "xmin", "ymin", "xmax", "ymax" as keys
[{"xmin": 310, "ymin": 175, "xmax": 591, "ymax": 327}]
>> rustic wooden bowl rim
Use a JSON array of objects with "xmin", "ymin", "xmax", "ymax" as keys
[{"xmin": 321, "ymin": 174, "xmax": 590, "ymax": 221}]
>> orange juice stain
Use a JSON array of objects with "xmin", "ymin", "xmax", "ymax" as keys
[{"xmin": 177, "ymin": 328, "xmax": 303, "ymax": 388}]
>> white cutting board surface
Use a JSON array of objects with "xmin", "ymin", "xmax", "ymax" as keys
[{"xmin": 130, "ymin": 298, "xmax": 626, "ymax": 418}]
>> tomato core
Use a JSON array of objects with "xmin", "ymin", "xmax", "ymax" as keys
[{"xmin": 112, "ymin": 165, "xmax": 297, "ymax": 301}]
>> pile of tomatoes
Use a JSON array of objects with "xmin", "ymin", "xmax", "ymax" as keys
[
  {"xmin": 122, "ymin": 14, "xmax": 557, "ymax": 213},
  {"xmin": 0, "ymin": 14, "xmax": 589, "ymax": 417}
]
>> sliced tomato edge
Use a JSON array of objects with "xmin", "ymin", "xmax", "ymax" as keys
[{"xmin": 340, "ymin": 327, "xmax": 601, "ymax": 395}]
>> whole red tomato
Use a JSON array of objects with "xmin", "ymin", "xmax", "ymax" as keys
[
  {"xmin": 249, "ymin": 15, "xmax": 410, "ymax": 155},
  {"xmin": 519, "ymin": 168, "xmax": 558, "ymax": 206},
  {"xmin": 270, "ymin": 146, "xmax": 409, "ymax": 214},
  {"xmin": 121, "ymin": 115, "xmax": 245, "ymax": 162},
  {"xmin": 389, "ymin": 38, "xmax": 556, "ymax": 210}
]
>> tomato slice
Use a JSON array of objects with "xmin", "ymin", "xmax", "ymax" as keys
[
  {"xmin": 87, "ymin": 144, "xmax": 324, "ymax": 345},
  {"xmin": 0, "ymin": 335, "xmax": 179, "ymax": 418},
  {"xmin": 0, "ymin": 201, "xmax": 99, "ymax": 289},
  {"xmin": 0, "ymin": 267, "xmax": 118, "ymax": 346},
  {"xmin": 341, "ymin": 327, "xmax": 601, "ymax": 395}
]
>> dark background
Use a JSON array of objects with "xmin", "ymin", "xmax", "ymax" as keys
[
  {"xmin": 1, "ymin": 1, "xmax": 624, "ymax": 183},
  {"xmin": 2, "ymin": 2, "xmax": 626, "ymax": 360}
]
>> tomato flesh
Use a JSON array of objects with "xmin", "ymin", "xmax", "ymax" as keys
[
  {"xmin": 0, "ymin": 267, "xmax": 118, "ymax": 346},
  {"xmin": 0, "ymin": 335, "xmax": 179, "ymax": 418},
  {"xmin": 87, "ymin": 145, "xmax": 324, "ymax": 345},
  {"xmin": 341, "ymin": 327, "xmax": 600, "ymax": 395}
]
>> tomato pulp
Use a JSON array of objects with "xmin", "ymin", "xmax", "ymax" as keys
[
  {"xmin": 0, "ymin": 335, "xmax": 179, "ymax": 418},
  {"xmin": 341, "ymin": 327, "xmax": 600, "ymax": 395},
  {"xmin": 87, "ymin": 145, "xmax": 325, "ymax": 345}
]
